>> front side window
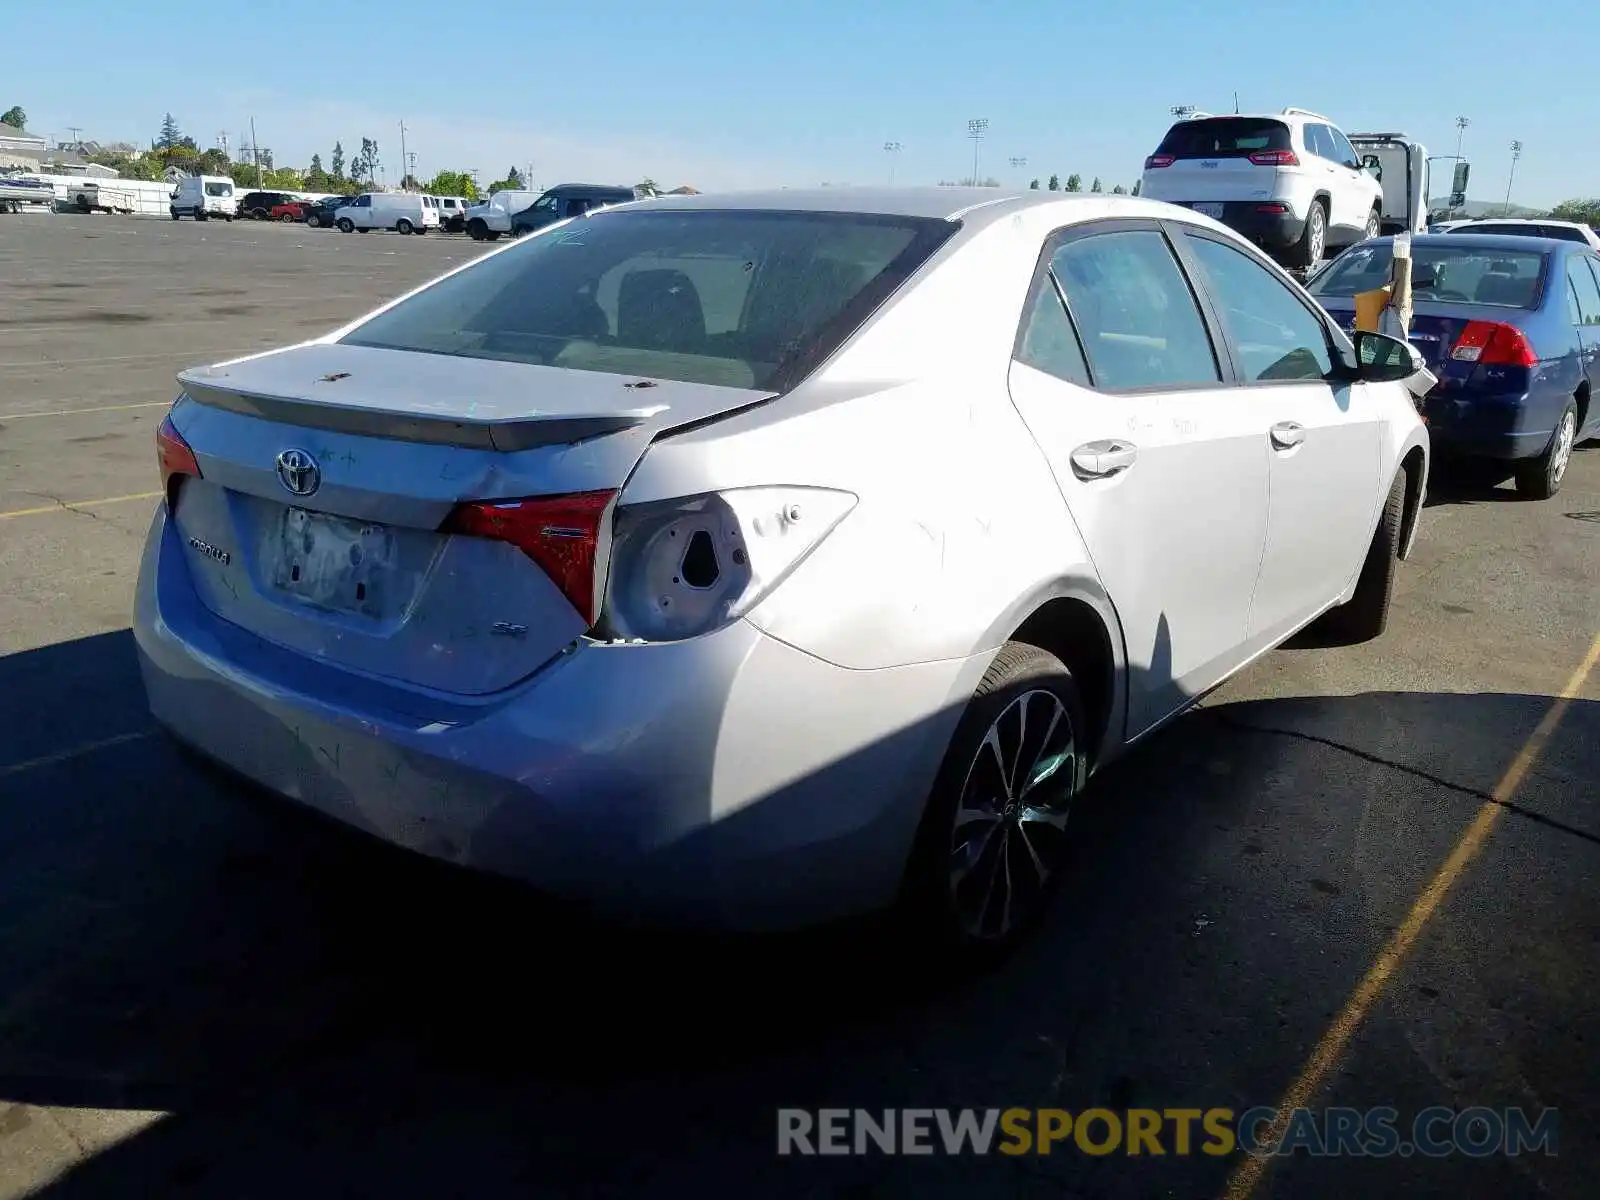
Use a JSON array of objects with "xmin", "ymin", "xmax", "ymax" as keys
[
  {"xmin": 340, "ymin": 209, "xmax": 955, "ymax": 391},
  {"xmin": 1050, "ymin": 229, "xmax": 1220, "ymax": 391},
  {"xmin": 1327, "ymin": 128, "xmax": 1361, "ymax": 169},
  {"xmin": 1183, "ymin": 234, "xmax": 1332, "ymax": 381}
]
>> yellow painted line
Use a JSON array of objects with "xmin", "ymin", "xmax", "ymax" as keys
[
  {"xmin": 1221, "ymin": 629, "xmax": 1600, "ymax": 1200},
  {"xmin": 1, "ymin": 400, "xmax": 169, "ymax": 420},
  {"xmin": 0, "ymin": 731, "xmax": 154, "ymax": 779},
  {"xmin": 0, "ymin": 491, "xmax": 161, "ymax": 520}
]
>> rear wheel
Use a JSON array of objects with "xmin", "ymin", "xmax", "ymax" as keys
[
  {"xmin": 306, "ymin": 214, "xmax": 321, "ymax": 228},
  {"xmin": 1290, "ymin": 200, "xmax": 1327, "ymax": 269},
  {"xmin": 337, "ymin": 218, "xmax": 354, "ymax": 233},
  {"xmin": 900, "ymin": 642, "xmax": 1086, "ymax": 969},
  {"xmin": 396, "ymin": 218, "xmax": 414, "ymax": 235},
  {"xmin": 279, "ymin": 211, "xmax": 295, "ymax": 222},
  {"xmin": 1515, "ymin": 403, "xmax": 1577, "ymax": 500},
  {"xmin": 1362, "ymin": 205, "xmax": 1381, "ymax": 242}
]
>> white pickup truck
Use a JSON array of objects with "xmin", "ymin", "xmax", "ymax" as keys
[{"xmin": 460, "ymin": 189, "xmax": 538, "ymax": 241}]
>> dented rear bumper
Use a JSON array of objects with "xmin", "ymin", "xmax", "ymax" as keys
[{"xmin": 133, "ymin": 506, "xmax": 978, "ymax": 930}]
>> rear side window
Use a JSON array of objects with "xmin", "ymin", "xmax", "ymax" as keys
[
  {"xmin": 340, "ymin": 209, "xmax": 956, "ymax": 391},
  {"xmin": 1156, "ymin": 118, "xmax": 1292, "ymax": 160},
  {"xmin": 1568, "ymin": 258, "xmax": 1600, "ymax": 324},
  {"xmin": 1304, "ymin": 124, "xmax": 1336, "ymax": 160},
  {"xmin": 1050, "ymin": 229, "xmax": 1220, "ymax": 390},
  {"xmin": 1014, "ymin": 274, "xmax": 1091, "ymax": 386}
]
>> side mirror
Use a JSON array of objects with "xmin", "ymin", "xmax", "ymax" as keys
[{"xmin": 1354, "ymin": 330, "xmax": 1426, "ymax": 382}]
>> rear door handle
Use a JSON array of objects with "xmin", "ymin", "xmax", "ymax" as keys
[
  {"xmin": 1070, "ymin": 440, "xmax": 1138, "ymax": 479},
  {"xmin": 1269, "ymin": 421, "xmax": 1306, "ymax": 450}
]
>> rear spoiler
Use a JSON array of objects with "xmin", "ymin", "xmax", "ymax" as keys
[{"xmin": 177, "ymin": 370, "xmax": 655, "ymax": 452}]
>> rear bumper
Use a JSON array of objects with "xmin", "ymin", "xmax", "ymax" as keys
[
  {"xmin": 1420, "ymin": 388, "xmax": 1558, "ymax": 460},
  {"xmin": 133, "ymin": 507, "xmax": 979, "ymax": 931},
  {"xmin": 1175, "ymin": 201, "xmax": 1304, "ymax": 250}
]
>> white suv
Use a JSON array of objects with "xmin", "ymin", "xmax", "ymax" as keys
[{"xmin": 1140, "ymin": 108, "xmax": 1385, "ymax": 270}]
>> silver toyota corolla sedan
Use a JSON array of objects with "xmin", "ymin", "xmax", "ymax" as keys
[{"xmin": 135, "ymin": 188, "xmax": 1431, "ymax": 960}]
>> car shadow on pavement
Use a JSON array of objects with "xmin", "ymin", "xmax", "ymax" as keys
[{"xmin": 1, "ymin": 630, "xmax": 1597, "ymax": 1199}]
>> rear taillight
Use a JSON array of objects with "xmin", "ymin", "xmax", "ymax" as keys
[
  {"xmin": 1256, "ymin": 203, "xmax": 1289, "ymax": 213},
  {"xmin": 1248, "ymin": 150, "xmax": 1300, "ymax": 167},
  {"xmin": 1449, "ymin": 321, "xmax": 1538, "ymax": 367},
  {"xmin": 441, "ymin": 490, "xmax": 615, "ymax": 626},
  {"xmin": 1144, "ymin": 154, "xmax": 1175, "ymax": 169},
  {"xmin": 156, "ymin": 413, "xmax": 201, "ymax": 511}
]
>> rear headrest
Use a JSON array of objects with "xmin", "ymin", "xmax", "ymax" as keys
[
  {"xmin": 1473, "ymin": 273, "xmax": 1529, "ymax": 306},
  {"xmin": 617, "ymin": 269, "xmax": 705, "ymax": 350}
]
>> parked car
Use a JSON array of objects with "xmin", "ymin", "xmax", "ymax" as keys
[
  {"xmin": 136, "ymin": 190, "xmax": 1429, "ymax": 960},
  {"xmin": 1309, "ymin": 232, "xmax": 1600, "ymax": 498},
  {"xmin": 509, "ymin": 183, "xmax": 642, "ymax": 237},
  {"xmin": 302, "ymin": 196, "xmax": 350, "ymax": 228},
  {"xmin": 169, "ymin": 175, "xmax": 237, "ymax": 221},
  {"xmin": 434, "ymin": 195, "xmax": 471, "ymax": 232},
  {"xmin": 237, "ymin": 191, "xmax": 299, "ymax": 220},
  {"xmin": 333, "ymin": 192, "xmax": 439, "ymax": 234},
  {"xmin": 461, "ymin": 188, "xmax": 538, "ymax": 240},
  {"xmin": 269, "ymin": 199, "xmax": 311, "ymax": 222},
  {"xmin": 1445, "ymin": 218, "xmax": 1600, "ymax": 252},
  {"xmin": 1140, "ymin": 108, "xmax": 1386, "ymax": 269}
]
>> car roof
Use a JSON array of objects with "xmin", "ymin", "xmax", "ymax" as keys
[
  {"xmin": 1359, "ymin": 233, "xmax": 1568, "ymax": 253},
  {"xmin": 1460, "ymin": 218, "xmax": 1584, "ymax": 228},
  {"xmin": 617, "ymin": 186, "xmax": 1161, "ymax": 227}
]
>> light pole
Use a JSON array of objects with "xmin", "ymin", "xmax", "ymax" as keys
[
  {"xmin": 967, "ymin": 118, "xmax": 988, "ymax": 186},
  {"xmin": 883, "ymin": 141, "xmax": 902, "ymax": 185},
  {"xmin": 399, "ymin": 121, "xmax": 410, "ymax": 189},
  {"xmin": 1170, "ymin": 104, "xmax": 1196, "ymax": 119},
  {"xmin": 1452, "ymin": 116, "xmax": 1470, "ymax": 218},
  {"xmin": 1503, "ymin": 140, "xmax": 1522, "ymax": 215}
]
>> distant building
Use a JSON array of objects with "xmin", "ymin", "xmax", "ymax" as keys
[
  {"xmin": 40, "ymin": 147, "xmax": 119, "ymax": 178},
  {"xmin": 0, "ymin": 121, "xmax": 47, "ymax": 170}
]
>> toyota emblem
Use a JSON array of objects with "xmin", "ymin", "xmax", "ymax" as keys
[{"xmin": 275, "ymin": 448, "xmax": 321, "ymax": 497}]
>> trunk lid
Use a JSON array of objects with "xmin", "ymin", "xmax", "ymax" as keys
[{"xmin": 168, "ymin": 342, "xmax": 774, "ymax": 695}]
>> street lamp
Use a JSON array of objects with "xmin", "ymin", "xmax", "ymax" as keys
[
  {"xmin": 1451, "ymin": 116, "xmax": 1471, "ymax": 218},
  {"xmin": 1503, "ymin": 140, "xmax": 1523, "ymax": 215},
  {"xmin": 883, "ymin": 141, "xmax": 902, "ymax": 185},
  {"xmin": 967, "ymin": 118, "xmax": 988, "ymax": 186}
]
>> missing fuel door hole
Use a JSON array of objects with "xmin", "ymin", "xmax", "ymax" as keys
[{"xmin": 681, "ymin": 530, "xmax": 720, "ymax": 589}]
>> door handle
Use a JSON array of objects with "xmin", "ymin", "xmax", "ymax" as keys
[
  {"xmin": 1070, "ymin": 440, "xmax": 1138, "ymax": 479},
  {"xmin": 1269, "ymin": 421, "xmax": 1306, "ymax": 450}
]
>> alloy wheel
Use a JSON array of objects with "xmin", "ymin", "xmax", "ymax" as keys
[
  {"xmin": 948, "ymin": 688, "xmax": 1077, "ymax": 941},
  {"xmin": 1552, "ymin": 412, "xmax": 1576, "ymax": 484}
]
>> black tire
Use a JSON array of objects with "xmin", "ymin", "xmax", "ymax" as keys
[
  {"xmin": 1318, "ymin": 468, "xmax": 1405, "ymax": 643},
  {"xmin": 1289, "ymin": 199, "xmax": 1328, "ymax": 269},
  {"xmin": 337, "ymin": 218, "xmax": 354, "ymax": 233},
  {"xmin": 466, "ymin": 220, "xmax": 486, "ymax": 241},
  {"xmin": 396, "ymin": 219, "xmax": 414, "ymax": 235},
  {"xmin": 196, "ymin": 211, "xmax": 208, "ymax": 222},
  {"xmin": 170, "ymin": 208, "xmax": 180, "ymax": 221},
  {"xmin": 306, "ymin": 214, "xmax": 321, "ymax": 228},
  {"xmin": 899, "ymin": 641, "xmax": 1087, "ymax": 971},
  {"xmin": 1514, "ymin": 403, "xmax": 1578, "ymax": 500},
  {"xmin": 484, "ymin": 230, "xmax": 501, "ymax": 242}
]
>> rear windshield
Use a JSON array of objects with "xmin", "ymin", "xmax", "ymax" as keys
[
  {"xmin": 1454, "ymin": 223, "xmax": 1586, "ymax": 244},
  {"xmin": 1156, "ymin": 118, "xmax": 1292, "ymax": 159},
  {"xmin": 1309, "ymin": 242, "xmax": 1547, "ymax": 308},
  {"xmin": 205, "ymin": 182, "xmax": 231, "ymax": 196},
  {"xmin": 341, "ymin": 209, "xmax": 955, "ymax": 391}
]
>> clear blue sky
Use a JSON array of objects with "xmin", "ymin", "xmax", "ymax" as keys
[{"xmin": 6, "ymin": 0, "xmax": 1596, "ymax": 206}]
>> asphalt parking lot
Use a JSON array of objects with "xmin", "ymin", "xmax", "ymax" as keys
[{"xmin": 1, "ymin": 213, "xmax": 1598, "ymax": 1199}]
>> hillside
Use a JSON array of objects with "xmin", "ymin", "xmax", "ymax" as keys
[{"xmin": 1427, "ymin": 198, "xmax": 1545, "ymax": 218}]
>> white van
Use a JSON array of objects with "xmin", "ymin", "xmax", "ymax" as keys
[
  {"xmin": 170, "ymin": 175, "xmax": 238, "ymax": 221},
  {"xmin": 333, "ymin": 192, "xmax": 440, "ymax": 235}
]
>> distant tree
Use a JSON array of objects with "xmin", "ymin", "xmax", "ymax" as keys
[
  {"xmin": 506, "ymin": 165, "xmax": 525, "ymax": 188},
  {"xmin": 1090, "ymin": 177, "xmax": 1103, "ymax": 193},
  {"xmin": 0, "ymin": 105, "xmax": 25, "ymax": 130},
  {"xmin": 425, "ymin": 170, "xmax": 479, "ymax": 202},
  {"xmin": 1551, "ymin": 197, "xmax": 1600, "ymax": 225},
  {"xmin": 331, "ymin": 141, "xmax": 345, "ymax": 180},
  {"xmin": 636, "ymin": 177, "xmax": 660, "ymax": 196},
  {"xmin": 1132, "ymin": 180, "xmax": 1142, "ymax": 196},
  {"xmin": 156, "ymin": 113, "xmax": 184, "ymax": 152},
  {"xmin": 197, "ymin": 148, "xmax": 231, "ymax": 175},
  {"xmin": 1065, "ymin": 174, "xmax": 1082, "ymax": 192},
  {"xmin": 1047, "ymin": 174, "xmax": 1060, "ymax": 191},
  {"xmin": 1112, "ymin": 183, "xmax": 1127, "ymax": 194},
  {"xmin": 1029, "ymin": 178, "xmax": 1040, "ymax": 190}
]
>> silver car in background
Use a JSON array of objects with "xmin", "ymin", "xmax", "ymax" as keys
[{"xmin": 135, "ymin": 189, "xmax": 1430, "ymax": 961}]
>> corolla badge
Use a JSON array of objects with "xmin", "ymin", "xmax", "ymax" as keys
[{"xmin": 275, "ymin": 448, "xmax": 321, "ymax": 497}]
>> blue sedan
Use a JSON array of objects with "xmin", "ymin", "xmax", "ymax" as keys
[{"xmin": 1308, "ymin": 233, "xmax": 1600, "ymax": 498}]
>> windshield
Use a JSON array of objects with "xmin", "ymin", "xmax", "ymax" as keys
[
  {"xmin": 340, "ymin": 209, "xmax": 955, "ymax": 390},
  {"xmin": 1308, "ymin": 241, "xmax": 1547, "ymax": 308},
  {"xmin": 1156, "ymin": 117, "xmax": 1292, "ymax": 159}
]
